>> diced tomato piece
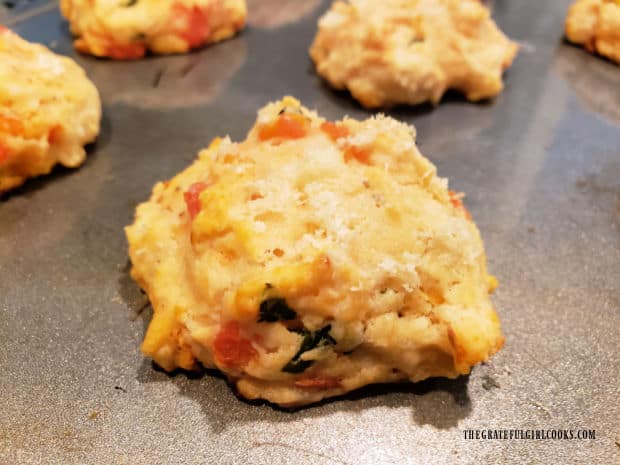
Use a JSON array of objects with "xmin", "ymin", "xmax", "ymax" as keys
[
  {"xmin": 172, "ymin": 3, "xmax": 210, "ymax": 48},
  {"xmin": 213, "ymin": 321, "xmax": 257, "ymax": 368},
  {"xmin": 73, "ymin": 27, "xmax": 145, "ymax": 59},
  {"xmin": 48, "ymin": 125, "xmax": 62, "ymax": 144},
  {"xmin": 294, "ymin": 375, "xmax": 341, "ymax": 389},
  {"xmin": 0, "ymin": 144, "xmax": 9, "ymax": 164},
  {"xmin": 106, "ymin": 41, "xmax": 147, "ymax": 60},
  {"xmin": 344, "ymin": 145, "xmax": 372, "ymax": 164},
  {"xmin": 0, "ymin": 26, "xmax": 7, "ymax": 34},
  {"xmin": 258, "ymin": 113, "xmax": 309, "ymax": 141},
  {"xmin": 0, "ymin": 114, "xmax": 24, "ymax": 136},
  {"xmin": 449, "ymin": 191, "xmax": 472, "ymax": 220},
  {"xmin": 184, "ymin": 182, "xmax": 209, "ymax": 219},
  {"xmin": 320, "ymin": 121, "xmax": 349, "ymax": 141},
  {"xmin": 448, "ymin": 191, "xmax": 463, "ymax": 209}
]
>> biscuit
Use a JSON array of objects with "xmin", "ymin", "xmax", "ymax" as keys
[
  {"xmin": 0, "ymin": 28, "xmax": 101, "ymax": 193},
  {"xmin": 60, "ymin": 0, "xmax": 247, "ymax": 59},
  {"xmin": 126, "ymin": 97, "xmax": 503, "ymax": 406},
  {"xmin": 310, "ymin": 0, "xmax": 518, "ymax": 108},
  {"xmin": 565, "ymin": 0, "xmax": 620, "ymax": 64}
]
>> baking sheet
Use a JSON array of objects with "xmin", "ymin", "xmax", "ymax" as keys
[{"xmin": 1, "ymin": 1, "xmax": 619, "ymax": 464}]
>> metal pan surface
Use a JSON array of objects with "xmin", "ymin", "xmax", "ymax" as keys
[{"xmin": 1, "ymin": 1, "xmax": 619, "ymax": 463}]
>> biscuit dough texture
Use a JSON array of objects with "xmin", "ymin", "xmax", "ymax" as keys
[
  {"xmin": 126, "ymin": 97, "xmax": 503, "ymax": 406},
  {"xmin": 565, "ymin": 0, "xmax": 620, "ymax": 64},
  {"xmin": 0, "ymin": 28, "xmax": 101, "ymax": 193},
  {"xmin": 60, "ymin": 0, "xmax": 247, "ymax": 59},
  {"xmin": 310, "ymin": 0, "xmax": 519, "ymax": 108}
]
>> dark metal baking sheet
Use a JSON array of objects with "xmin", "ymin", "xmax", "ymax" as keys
[{"xmin": 1, "ymin": 1, "xmax": 619, "ymax": 464}]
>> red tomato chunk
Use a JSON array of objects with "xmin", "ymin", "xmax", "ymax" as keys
[
  {"xmin": 320, "ymin": 121, "xmax": 349, "ymax": 141},
  {"xmin": 0, "ymin": 144, "xmax": 9, "ymax": 164},
  {"xmin": 295, "ymin": 375, "xmax": 341, "ymax": 389},
  {"xmin": 184, "ymin": 182, "xmax": 209, "ymax": 219},
  {"xmin": 173, "ymin": 3, "xmax": 211, "ymax": 48},
  {"xmin": 213, "ymin": 321, "xmax": 257, "ymax": 368},
  {"xmin": 258, "ymin": 113, "xmax": 309, "ymax": 141}
]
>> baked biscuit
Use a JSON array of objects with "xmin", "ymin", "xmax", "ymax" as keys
[
  {"xmin": 0, "ymin": 28, "xmax": 101, "ymax": 193},
  {"xmin": 60, "ymin": 0, "xmax": 247, "ymax": 59},
  {"xmin": 565, "ymin": 0, "xmax": 620, "ymax": 64},
  {"xmin": 310, "ymin": 0, "xmax": 518, "ymax": 108},
  {"xmin": 126, "ymin": 97, "xmax": 503, "ymax": 406}
]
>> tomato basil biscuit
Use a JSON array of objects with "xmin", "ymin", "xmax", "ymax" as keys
[
  {"xmin": 310, "ymin": 0, "xmax": 519, "ymax": 108},
  {"xmin": 60, "ymin": 0, "xmax": 247, "ymax": 59},
  {"xmin": 565, "ymin": 0, "xmax": 620, "ymax": 64},
  {"xmin": 0, "ymin": 28, "xmax": 101, "ymax": 193},
  {"xmin": 126, "ymin": 96, "xmax": 503, "ymax": 406}
]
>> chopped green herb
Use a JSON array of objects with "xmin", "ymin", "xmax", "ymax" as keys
[
  {"xmin": 282, "ymin": 359, "xmax": 313, "ymax": 373},
  {"xmin": 258, "ymin": 298, "xmax": 296, "ymax": 323},
  {"xmin": 124, "ymin": 0, "xmax": 139, "ymax": 6},
  {"xmin": 313, "ymin": 325, "xmax": 336, "ymax": 345},
  {"xmin": 282, "ymin": 325, "xmax": 336, "ymax": 373},
  {"xmin": 283, "ymin": 330, "xmax": 314, "ymax": 373}
]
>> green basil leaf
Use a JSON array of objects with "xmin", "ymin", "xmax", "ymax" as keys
[
  {"xmin": 282, "ymin": 325, "xmax": 336, "ymax": 374},
  {"xmin": 258, "ymin": 298, "xmax": 297, "ymax": 323}
]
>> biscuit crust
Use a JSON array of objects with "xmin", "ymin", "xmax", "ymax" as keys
[
  {"xmin": 310, "ymin": 0, "xmax": 518, "ymax": 108},
  {"xmin": 60, "ymin": 0, "xmax": 247, "ymax": 59},
  {"xmin": 126, "ymin": 97, "xmax": 503, "ymax": 406},
  {"xmin": 565, "ymin": 0, "xmax": 620, "ymax": 64},
  {"xmin": 0, "ymin": 28, "xmax": 101, "ymax": 193}
]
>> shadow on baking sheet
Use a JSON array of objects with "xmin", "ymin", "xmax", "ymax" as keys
[
  {"xmin": 315, "ymin": 74, "xmax": 496, "ymax": 122},
  {"xmin": 0, "ymin": 112, "xmax": 111, "ymax": 202},
  {"xmin": 117, "ymin": 259, "xmax": 472, "ymax": 431},
  {"xmin": 0, "ymin": 164, "xmax": 74, "ymax": 202},
  {"xmin": 140, "ymin": 362, "xmax": 471, "ymax": 431},
  {"xmin": 117, "ymin": 259, "xmax": 152, "ymax": 325},
  {"xmin": 0, "ymin": 142, "xmax": 103, "ymax": 202}
]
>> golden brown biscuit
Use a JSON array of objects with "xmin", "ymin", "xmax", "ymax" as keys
[
  {"xmin": 126, "ymin": 97, "xmax": 503, "ymax": 407},
  {"xmin": 310, "ymin": 0, "xmax": 518, "ymax": 108},
  {"xmin": 565, "ymin": 0, "xmax": 620, "ymax": 64},
  {"xmin": 0, "ymin": 28, "xmax": 101, "ymax": 193},
  {"xmin": 60, "ymin": 0, "xmax": 246, "ymax": 59}
]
